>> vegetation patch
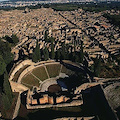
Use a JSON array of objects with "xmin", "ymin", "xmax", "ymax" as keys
[
  {"xmin": 12, "ymin": 65, "xmax": 30, "ymax": 82},
  {"xmin": 21, "ymin": 73, "xmax": 40, "ymax": 88},
  {"xmin": 99, "ymin": 63, "xmax": 120, "ymax": 78},
  {"xmin": 46, "ymin": 64, "xmax": 61, "ymax": 78},
  {"xmin": 103, "ymin": 14, "xmax": 120, "ymax": 28},
  {"xmin": 51, "ymin": 4, "xmax": 79, "ymax": 11},
  {"xmin": 61, "ymin": 65, "xmax": 74, "ymax": 76},
  {"xmin": 1, "ymin": 92, "xmax": 19, "ymax": 120},
  {"xmin": 32, "ymin": 66, "xmax": 48, "ymax": 81}
]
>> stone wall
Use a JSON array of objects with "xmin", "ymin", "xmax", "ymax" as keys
[
  {"xmin": 12, "ymin": 93, "xmax": 21, "ymax": 120},
  {"xmin": 9, "ymin": 60, "xmax": 34, "ymax": 81},
  {"xmin": 26, "ymin": 100, "xmax": 83, "ymax": 109}
]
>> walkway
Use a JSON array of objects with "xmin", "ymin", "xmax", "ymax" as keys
[{"xmin": 40, "ymin": 78, "xmax": 57, "ymax": 92}]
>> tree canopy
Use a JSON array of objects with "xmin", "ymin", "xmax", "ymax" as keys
[
  {"xmin": 11, "ymin": 34, "xmax": 19, "ymax": 44},
  {"xmin": 0, "ymin": 55, "xmax": 6, "ymax": 76},
  {"xmin": 93, "ymin": 55, "xmax": 101, "ymax": 77},
  {"xmin": 32, "ymin": 40, "xmax": 41, "ymax": 62},
  {"xmin": 3, "ymin": 70, "xmax": 13, "ymax": 104},
  {"xmin": 0, "ymin": 40, "xmax": 13, "ymax": 65},
  {"xmin": 43, "ymin": 47, "xmax": 49, "ymax": 61},
  {"xmin": 50, "ymin": 39, "xmax": 55, "ymax": 59},
  {"xmin": 4, "ymin": 34, "xmax": 19, "ymax": 45}
]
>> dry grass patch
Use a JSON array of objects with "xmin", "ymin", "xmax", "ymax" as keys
[
  {"xmin": 21, "ymin": 73, "xmax": 40, "ymax": 88},
  {"xmin": 46, "ymin": 64, "xmax": 61, "ymax": 78},
  {"xmin": 32, "ymin": 66, "xmax": 48, "ymax": 81}
]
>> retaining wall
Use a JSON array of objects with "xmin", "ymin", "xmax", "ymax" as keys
[
  {"xmin": 12, "ymin": 93, "xmax": 21, "ymax": 120},
  {"xmin": 27, "ymin": 100, "xmax": 83, "ymax": 109},
  {"xmin": 9, "ymin": 60, "xmax": 34, "ymax": 81}
]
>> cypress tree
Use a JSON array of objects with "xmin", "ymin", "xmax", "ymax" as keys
[
  {"xmin": 55, "ymin": 49, "xmax": 60, "ymax": 61},
  {"xmin": 79, "ymin": 42, "xmax": 84, "ymax": 63},
  {"xmin": 51, "ymin": 41, "xmax": 55, "ymax": 59},
  {"xmin": 69, "ymin": 46, "xmax": 73, "ymax": 61},
  {"xmin": 32, "ymin": 40, "xmax": 41, "ymax": 62},
  {"xmin": 32, "ymin": 52, "xmax": 38, "ymax": 63},
  {"xmin": 43, "ymin": 47, "xmax": 49, "ymax": 61},
  {"xmin": 75, "ymin": 53, "xmax": 79, "ymax": 62},
  {"xmin": 65, "ymin": 44, "xmax": 69, "ymax": 60},
  {"xmin": 35, "ymin": 40, "xmax": 41, "ymax": 60},
  {"xmin": 44, "ymin": 30, "xmax": 48, "ymax": 42},
  {"xmin": 94, "ymin": 55, "xmax": 101, "ymax": 77},
  {"xmin": 83, "ymin": 57, "xmax": 88, "ymax": 67},
  {"xmin": 61, "ymin": 42, "xmax": 66, "ymax": 60}
]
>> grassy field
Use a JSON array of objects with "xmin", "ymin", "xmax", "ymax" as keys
[
  {"xmin": 12, "ymin": 65, "xmax": 30, "ymax": 82},
  {"xmin": 21, "ymin": 73, "xmax": 40, "ymax": 88},
  {"xmin": 32, "ymin": 66, "xmax": 48, "ymax": 81},
  {"xmin": 46, "ymin": 64, "xmax": 61, "ymax": 78}
]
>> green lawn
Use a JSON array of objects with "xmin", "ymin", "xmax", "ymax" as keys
[
  {"xmin": 21, "ymin": 73, "xmax": 40, "ymax": 88},
  {"xmin": 46, "ymin": 64, "xmax": 61, "ymax": 78},
  {"xmin": 32, "ymin": 66, "xmax": 48, "ymax": 81}
]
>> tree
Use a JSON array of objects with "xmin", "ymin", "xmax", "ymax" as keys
[
  {"xmin": 74, "ymin": 52, "xmax": 79, "ymax": 62},
  {"xmin": 73, "ymin": 35, "xmax": 77, "ymax": 50},
  {"xmin": 0, "ymin": 71, "xmax": 13, "ymax": 117},
  {"xmin": 0, "ymin": 55, "xmax": 6, "ymax": 76},
  {"xmin": 65, "ymin": 44, "xmax": 69, "ymax": 60},
  {"xmin": 61, "ymin": 42, "xmax": 66, "ymax": 60},
  {"xmin": 43, "ymin": 47, "xmax": 49, "ymax": 61},
  {"xmin": 50, "ymin": 41, "xmax": 55, "ymax": 59},
  {"xmin": 94, "ymin": 55, "xmax": 101, "ymax": 77},
  {"xmin": 32, "ymin": 40, "xmax": 41, "ymax": 62},
  {"xmin": 11, "ymin": 34, "xmax": 19, "ymax": 44},
  {"xmin": 83, "ymin": 57, "xmax": 88, "ymax": 67},
  {"xmin": 32, "ymin": 52, "xmax": 37, "ymax": 63},
  {"xmin": 44, "ymin": 30, "xmax": 48, "ymax": 42},
  {"xmin": 18, "ymin": 49, "xmax": 24, "ymax": 60},
  {"xmin": 55, "ymin": 49, "xmax": 60, "ymax": 61},
  {"xmin": 79, "ymin": 42, "xmax": 84, "ymax": 63},
  {"xmin": 49, "ymin": 37, "xmax": 55, "ymax": 43},
  {"xmin": 4, "ymin": 35, "xmax": 13, "ymax": 43},
  {"xmin": 0, "ymin": 40, "xmax": 13, "ymax": 65},
  {"xmin": 68, "ymin": 46, "xmax": 73, "ymax": 61},
  {"xmin": 3, "ymin": 70, "xmax": 13, "ymax": 104}
]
